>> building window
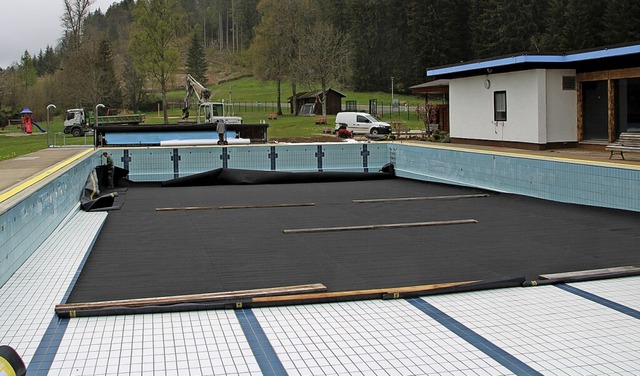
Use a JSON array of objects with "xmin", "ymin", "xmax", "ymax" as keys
[
  {"xmin": 494, "ymin": 91, "xmax": 507, "ymax": 121},
  {"xmin": 562, "ymin": 76, "xmax": 576, "ymax": 90}
]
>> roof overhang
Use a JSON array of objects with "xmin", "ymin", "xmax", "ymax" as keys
[
  {"xmin": 427, "ymin": 43, "xmax": 640, "ymax": 79},
  {"xmin": 409, "ymin": 79, "xmax": 449, "ymax": 95}
]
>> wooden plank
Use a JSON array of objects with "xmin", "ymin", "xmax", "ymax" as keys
[
  {"xmin": 252, "ymin": 281, "xmax": 477, "ymax": 303},
  {"xmin": 352, "ymin": 194, "xmax": 488, "ymax": 204},
  {"xmin": 218, "ymin": 203, "xmax": 315, "ymax": 210},
  {"xmin": 540, "ymin": 266, "xmax": 640, "ymax": 280},
  {"xmin": 283, "ymin": 219, "xmax": 478, "ymax": 234},
  {"xmin": 55, "ymin": 283, "xmax": 327, "ymax": 313},
  {"xmin": 577, "ymin": 81, "xmax": 583, "ymax": 142},
  {"xmin": 156, "ymin": 202, "xmax": 315, "ymax": 211},
  {"xmin": 608, "ymin": 79, "xmax": 615, "ymax": 143}
]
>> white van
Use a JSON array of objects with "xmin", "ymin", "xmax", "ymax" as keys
[{"xmin": 334, "ymin": 112, "xmax": 391, "ymax": 135}]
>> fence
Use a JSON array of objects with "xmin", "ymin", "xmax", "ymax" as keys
[{"xmin": 176, "ymin": 100, "xmax": 422, "ymax": 121}]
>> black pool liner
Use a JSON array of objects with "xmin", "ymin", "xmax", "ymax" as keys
[{"xmin": 161, "ymin": 165, "xmax": 395, "ymax": 187}]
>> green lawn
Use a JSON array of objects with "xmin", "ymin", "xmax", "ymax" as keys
[{"xmin": 1, "ymin": 77, "xmax": 430, "ymax": 161}]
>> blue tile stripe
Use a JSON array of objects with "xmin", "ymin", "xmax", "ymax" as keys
[
  {"xmin": 315, "ymin": 145, "xmax": 324, "ymax": 171},
  {"xmin": 220, "ymin": 147, "xmax": 229, "ymax": 168},
  {"xmin": 269, "ymin": 146, "xmax": 278, "ymax": 170},
  {"xmin": 27, "ymin": 317, "xmax": 69, "ymax": 375},
  {"xmin": 556, "ymin": 284, "xmax": 640, "ymax": 319},
  {"xmin": 408, "ymin": 298, "xmax": 543, "ymax": 376},
  {"xmin": 171, "ymin": 148, "xmax": 180, "ymax": 178},
  {"xmin": 28, "ymin": 213, "xmax": 107, "ymax": 375},
  {"xmin": 361, "ymin": 144, "xmax": 370, "ymax": 172},
  {"xmin": 236, "ymin": 309, "xmax": 287, "ymax": 376}
]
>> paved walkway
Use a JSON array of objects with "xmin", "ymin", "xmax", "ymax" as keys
[{"xmin": 0, "ymin": 147, "xmax": 93, "ymax": 207}]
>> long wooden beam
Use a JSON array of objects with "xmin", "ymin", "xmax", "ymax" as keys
[
  {"xmin": 253, "ymin": 281, "xmax": 477, "ymax": 303},
  {"xmin": 283, "ymin": 219, "xmax": 478, "ymax": 234},
  {"xmin": 55, "ymin": 283, "xmax": 327, "ymax": 314},
  {"xmin": 156, "ymin": 202, "xmax": 315, "ymax": 211},
  {"xmin": 352, "ymin": 193, "xmax": 489, "ymax": 204}
]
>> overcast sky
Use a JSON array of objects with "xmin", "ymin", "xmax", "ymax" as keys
[{"xmin": 1, "ymin": 0, "xmax": 116, "ymax": 69}]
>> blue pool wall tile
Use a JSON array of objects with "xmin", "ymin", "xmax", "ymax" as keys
[
  {"xmin": 392, "ymin": 144, "xmax": 640, "ymax": 212},
  {"xmin": 0, "ymin": 152, "xmax": 97, "ymax": 287},
  {"xmin": 124, "ymin": 144, "xmax": 391, "ymax": 181}
]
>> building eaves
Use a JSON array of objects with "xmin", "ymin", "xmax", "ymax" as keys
[{"xmin": 427, "ymin": 43, "xmax": 640, "ymax": 79}]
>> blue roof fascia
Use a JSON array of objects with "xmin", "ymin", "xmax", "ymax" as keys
[
  {"xmin": 427, "ymin": 44, "xmax": 640, "ymax": 77},
  {"xmin": 564, "ymin": 44, "xmax": 640, "ymax": 62}
]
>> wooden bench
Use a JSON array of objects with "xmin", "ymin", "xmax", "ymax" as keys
[
  {"xmin": 606, "ymin": 132, "xmax": 640, "ymax": 160},
  {"xmin": 268, "ymin": 113, "xmax": 278, "ymax": 120}
]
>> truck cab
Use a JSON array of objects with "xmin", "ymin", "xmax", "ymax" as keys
[
  {"xmin": 199, "ymin": 101, "xmax": 242, "ymax": 125},
  {"xmin": 63, "ymin": 109, "xmax": 88, "ymax": 137}
]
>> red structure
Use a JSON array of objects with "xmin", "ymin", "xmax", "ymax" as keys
[{"xmin": 20, "ymin": 108, "xmax": 33, "ymax": 134}]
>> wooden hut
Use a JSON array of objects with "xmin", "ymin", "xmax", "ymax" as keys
[{"xmin": 289, "ymin": 88, "xmax": 346, "ymax": 116}]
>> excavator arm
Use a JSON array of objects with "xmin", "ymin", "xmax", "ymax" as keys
[{"xmin": 182, "ymin": 74, "xmax": 212, "ymax": 119}]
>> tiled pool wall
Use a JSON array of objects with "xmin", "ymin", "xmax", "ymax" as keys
[
  {"xmin": 391, "ymin": 144, "xmax": 640, "ymax": 212},
  {"xmin": 118, "ymin": 143, "xmax": 391, "ymax": 181},
  {"xmin": 1, "ymin": 142, "xmax": 638, "ymax": 288},
  {"xmin": 0, "ymin": 154, "xmax": 97, "ymax": 287}
]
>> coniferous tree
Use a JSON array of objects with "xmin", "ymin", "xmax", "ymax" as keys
[
  {"xmin": 187, "ymin": 33, "xmax": 208, "ymax": 83},
  {"xmin": 42, "ymin": 46, "xmax": 60, "ymax": 75},
  {"xmin": 408, "ymin": 0, "xmax": 470, "ymax": 83},
  {"xmin": 19, "ymin": 51, "xmax": 37, "ymax": 93},
  {"xmin": 96, "ymin": 40, "xmax": 123, "ymax": 108},
  {"xmin": 559, "ymin": 0, "xmax": 602, "ymax": 50},
  {"xmin": 469, "ymin": 0, "xmax": 541, "ymax": 59},
  {"xmin": 601, "ymin": 0, "xmax": 640, "ymax": 45},
  {"xmin": 348, "ymin": 0, "xmax": 395, "ymax": 91}
]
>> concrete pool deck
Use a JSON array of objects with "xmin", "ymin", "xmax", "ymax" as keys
[{"xmin": 1, "ymin": 142, "xmax": 640, "ymax": 375}]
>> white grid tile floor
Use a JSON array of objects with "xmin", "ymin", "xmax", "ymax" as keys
[{"xmin": 1, "ymin": 209, "xmax": 639, "ymax": 375}]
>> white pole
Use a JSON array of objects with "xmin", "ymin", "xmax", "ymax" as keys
[
  {"xmin": 46, "ymin": 104, "xmax": 56, "ymax": 147},
  {"xmin": 95, "ymin": 103, "xmax": 105, "ymax": 148}
]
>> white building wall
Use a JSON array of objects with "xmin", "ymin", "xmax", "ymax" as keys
[
  {"xmin": 545, "ymin": 69, "xmax": 578, "ymax": 143},
  {"xmin": 449, "ymin": 69, "xmax": 577, "ymax": 145}
]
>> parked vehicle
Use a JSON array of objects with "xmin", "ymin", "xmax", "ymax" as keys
[
  {"xmin": 63, "ymin": 108, "xmax": 145, "ymax": 137},
  {"xmin": 333, "ymin": 112, "xmax": 391, "ymax": 135},
  {"xmin": 181, "ymin": 74, "xmax": 242, "ymax": 125}
]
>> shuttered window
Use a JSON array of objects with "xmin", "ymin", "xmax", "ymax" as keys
[{"xmin": 494, "ymin": 91, "xmax": 507, "ymax": 121}]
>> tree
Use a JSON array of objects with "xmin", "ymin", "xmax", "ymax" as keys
[
  {"xmin": 121, "ymin": 52, "xmax": 146, "ymax": 112},
  {"xmin": 249, "ymin": 0, "xmax": 316, "ymax": 115},
  {"xmin": 299, "ymin": 22, "xmax": 350, "ymax": 116},
  {"xmin": 187, "ymin": 33, "xmax": 208, "ymax": 83},
  {"xmin": 559, "ymin": 0, "xmax": 602, "ymax": 50},
  {"xmin": 95, "ymin": 40, "xmax": 123, "ymax": 108},
  {"xmin": 129, "ymin": 0, "xmax": 185, "ymax": 124},
  {"xmin": 61, "ymin": 0, "xmax": 95, "ymax": 51},
  {"xmin": 469, "ymin": 0, "xmax": 541, "ymax": 59},
  {"xmin": 407, "ymin": 0, "xmax": 470, "ymax": 84},
  {"xmin": 600, "ymin": 0, "xmax": 640, "ymax": 45},
  {"xmin": 19, "ymin": 51, "xmax": 37, "ymax": 96}
]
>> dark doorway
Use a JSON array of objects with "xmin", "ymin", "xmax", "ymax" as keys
[
  {"xmin": 616, "ymin": 78, "xmax": 640, "ymax": 135},
  {"xmin": 582, "ymin": 81, "xmax": 609, "ymax": 140}
]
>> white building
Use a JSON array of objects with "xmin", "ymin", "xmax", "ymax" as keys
[{"xmin": 422, "ymin": 43, "xmax": 640, "ymax": 149}]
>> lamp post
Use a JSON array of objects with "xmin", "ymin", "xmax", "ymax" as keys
[
  {"xmin": 95, "ymin": 103, "xmax": 105, "ymax": 148},
  {"xmin": 46, "ymin": 104, "xmax": 56, "ymax": 147},
  {"xmin": 391, "ymin": 76, "xmax": 394, "ymax": 103},
  {"xmin": 391, "ymin": 76, "xmax": 395, "ymax": 116}
]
